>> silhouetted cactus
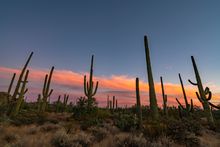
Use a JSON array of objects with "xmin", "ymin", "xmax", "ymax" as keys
[
  {"xmin": 188, "ymin": 56, "xmax": 214, "ymax": 125},
  {"xmin": 116, "ymin": 99, "xmax": 118, "ymax": 109},
  {"xmin": 113, "ymin": 96, "xmax": 115, "ymax": 110},
  {"xmin": 8, "ymin": 52, "xmax": 33, "ymax": 117},
  {"xmin": 144, "ymin": 36, "xmax": 159, "ymax": 120},
  {"xmin": 11, "ymin": 70, "xmax": 29, "ymax": 116},
  {"xmin": 56, "ymin": 95, "xmax": 61, "ymax": 113},
  {"xmin": 107, "ymin": 95, "xmax": 109, "ymax": 109},
  {"xmin": 84, "ymin": 55, "xmax": 99, "ymax": 109},
  {"xmin": 160, "ymin": 76, "xmax": 168, "ymax": 116},
  {"xmin": 37, "ymin": 94, "xmax": 42, "ymax": 112},
  {"xmin": 176, "ymin": 73, "xmax": 193, "ymax": 116},
  {"xmin": 136, "ymin": 77, "xmax": 143, "ymax": 129},
  {"xmin": 7, "ymin": 73, "xmax": 16, "ymax": 104},
  {"xmin": 41, "ymin": 66, "xmax": 54, "ymax": 112},
  {"xmin": 63, "ymin": 94, "xmax": 69, "ymax": 112}
]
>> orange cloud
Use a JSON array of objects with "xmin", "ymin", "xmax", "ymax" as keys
[{"xmin": 0, "ymin": 66, "xmax": 220, "ymax": 107}]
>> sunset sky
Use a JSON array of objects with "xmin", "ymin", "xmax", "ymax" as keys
[{"xmin": 0, "ymin": 0, "xmax": 220, "ymax": 107}]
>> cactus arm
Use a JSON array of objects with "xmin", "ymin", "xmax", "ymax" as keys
[
  {"xmin": 45, "ymin": 66, "xmax": 54, "ymax": 95},
  {"xmin": 188, "ymin": 79, "xmax": 198, "ymax": 86},
  {"xmin": 190, "ymin": 99, "xmax": 194, "ymax": 112},
  {"xmin": 84, "ymin": 75, "xmax": 88, "ymax": 96},
  {"xmin": 196, "ymin": 92, "xmax": 203, "ymax": 102},
  {"xmin": 24, "ymin": 88, "xmax": 28, "ymax": 94},
  {"xmin": 92, "ymin": 81, "xmax": 98, "ymax": 96},
  {"xmin": 12, "ymin": 52, "xmax": 33, "ymax": 100},
  {"xmin": 43, "ymin": 74, "xmax": 48, "ymax": 96},
  {"xmin": 7, "ymin": 73, "xmax": 16, "ymax": 103},
  {"xmin": 205, "ymin": 90, "xmax": 212, "ymax": 101},
  {"xmin": 209, "ymin": 102, "xmax": 220, "ymax": 109},
  {"xmin": 176, "ymin": 98, "xmax": 184, "ymax": 110},
  {"xmin": 48, "ymin": 89, "xmax": 53, "ymax": 97}
]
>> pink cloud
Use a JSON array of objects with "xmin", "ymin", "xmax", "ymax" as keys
[{"xmin": 0, "ymin": 66, "xmax": 220, "ymax": 107}]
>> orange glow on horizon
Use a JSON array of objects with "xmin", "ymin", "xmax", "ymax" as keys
[{"xmin": 0, "ymin": 66, "xmax": 220, "ymax": 107}]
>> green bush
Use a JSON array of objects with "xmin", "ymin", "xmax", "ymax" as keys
[{"xmin": 114, "ymin": 113, "xmax": 138, "ymax": 131}]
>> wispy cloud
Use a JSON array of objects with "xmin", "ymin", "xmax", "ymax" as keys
[{"xmin": 0, "ymin": 66, "xmax": 220, "ymax": 107}]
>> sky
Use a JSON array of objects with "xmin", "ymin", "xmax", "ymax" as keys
[{"xmin": 0, "ymin": 0, "xmax": 220, "ymax": 107}]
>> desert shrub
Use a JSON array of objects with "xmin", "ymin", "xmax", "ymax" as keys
[
  {"xmin": 80, "ymin": 117, "xmax": 102, "ymax": 130},
  {"xmin": 71, "ymin": 132, "xmax": 93, "ymax": 147},
  {"xmin": 51, "ymin": 130, "xmax": 72, "ymax": 147},
  {"xmin": 114, "ymin": 113, "xmax": 138, "ymax": 131},
  {"xmin": 89, "ymin": 127, "xmax": 108, "ymax": 142},
  {"xmin": 143, "ymin": 121, "xmax": 167, "ymax": 141},
  {"xmin": 63, "ymin": 122, "xmax": 75, "ymax": 134},
  {"xmin": 167, "ymin": 118, "xmax": 202, "ymax": 144},
  {"xmin": 113, "ymin": 133, "xmax": 147, "ymax": 147},
  {"xmin": 72, "ymin": 97, "xmax": 98, "ymax": 120},
  {"xmin": 10, "ymin": 111, "xmax": 48, "ymax": 126}
]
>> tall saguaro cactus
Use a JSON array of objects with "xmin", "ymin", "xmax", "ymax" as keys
[
  {"xmin": 8, "ymin": 52, "xmax": 33, "ymax": 116},
  {"xmin": 144, "ymin": 36, "xmax": 159, "ymax": 120},
  {"xmin": 188, "ymin": 56, "xmax": 214, "ymax": 125},
  {"xmin": 41, "ymin": 66, "xmax": 54, "ymax": 112},
  {"xmin": 84, "ymin": 55, "xmax": 99, "ymax": 109},
  {"xmin": 136, "ymin": 77, "xmax": 143, "ymax": 129},
  {"xmin": 160, "ymin": 76, "xmax": 168, "ymax": 116},
  {"xmin": 176, "ymin": 73, "xmax": 193, "ymax": 116}
]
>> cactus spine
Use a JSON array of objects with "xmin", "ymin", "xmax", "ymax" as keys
[
  {"xmin": 189, "ymin": 56, "xmax": 214, "ymax": 125},
  {"xmin": 160, "ymin": 76, "xmax": 168, "ymax": 116},
  {"xmin": 144, "ymin": 36, "xmax": 159, "ymax": 120},
  {"xmin": 136, "ymin": 77, "xmax": 143, "ymax": 129},
  {"xmin": 176, "ymin": 73, "xmax": 193, "ymax": 116},
  {"xmin": 84, "ymin": 55, "xmax": 99, "ymax": 109},
  {"xmin": 41, "ymin": 66, "xmax": 54, "ymax": 112}
]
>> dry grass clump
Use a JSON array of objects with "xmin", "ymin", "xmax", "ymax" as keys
[
  {"xmin": 113, "ymin": 133, "xmax": 147, "ymax": 147},
  {"xmin": 51, "ymin": 130, "xmax": 72, "ymax": 147},
  {"xmin": 71, "ymin": 131, "xmax": 93, "ymax": 146},
  {"xmin": 88, "ymin": 126, "xmax": 108, "ymax": 142},
  {"xmin": 51, "ymin": 130, "xmax": 93, "ymax": 147},
  {"xmin": 40, "ymin": 123, "xmax": 60, "ymax": 133}
]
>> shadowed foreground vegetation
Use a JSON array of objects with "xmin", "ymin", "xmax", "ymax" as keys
[{"xmin": 1, "ymin": 36, "xmax": 220, "ymax": 146}]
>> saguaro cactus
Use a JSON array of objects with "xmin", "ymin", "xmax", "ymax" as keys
[
  {"xmin": 7, "ymin": 73, "xmax": 16, "ymax": 104},
  {"xmin": 8, "ymin": 52, "xmax": 33, "ymax": 116},
  {"xmin": 144, "ymin": 36, "xmax": 159, "ymax": 120},
  {"xmin": 107, "ymin": 95, "xmax": 109, "ymax": 109},
  {"xmin": 160, "ymin": 76, "xmax": 168, "ymax": 116},
  {"xmin": 113, "ymin": 96, "xmax": 115, "ymax": 109},
  {"xmin": 176, "ymin": 73, "xmax": 193, "ymax": 116},
  {"xmin": 116, "ymin": 99, "xmax": 118, "ymax": 109},
  {"xmin": 188, "ymin": 56, "xmax": 214, "ymax": 125},
  {"xmin": 63, "ymin": 94, "xmax": 69, "ymax": 112},
  {"xmin": 56, "ymin": 95, "xmax": 61, "ymax": 113},
  {"xmin": 136, "ymin": 77, "xmax": 143, "ymax": 129},
  {"xmin": 84, "ymin": 55, "xmax": 99, "ymax": 109},
  {"xmin": 41, "ymin": 66, "xmax": 54, "ymax": 112},
  {"xmin": 10, "ymin": 70, "xmax": 29, "ymax": 116}
]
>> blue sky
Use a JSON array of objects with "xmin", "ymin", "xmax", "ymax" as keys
[{"xmin": 0, "ymin": 0, "xmax": 220, "ymax": 92}]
